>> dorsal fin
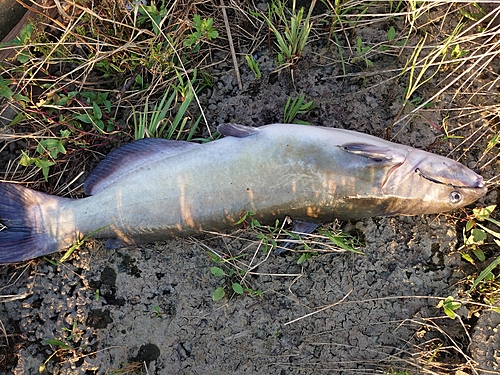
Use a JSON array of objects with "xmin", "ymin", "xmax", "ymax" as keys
[
  {"xmin": 84, "ymin": 138, "xmax": 200, "ymax": 195},
  {"xmin": 218, "ymin": 123, "xmax": 260, "ymax": 138}
]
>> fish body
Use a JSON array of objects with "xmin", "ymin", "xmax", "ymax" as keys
[{"xmin": 0, "ymin": 124, "xmax": 487, "ymax": 263}]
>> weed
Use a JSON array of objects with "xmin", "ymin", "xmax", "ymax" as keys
[
  {"xmin": 184, "ymin": 14, "xmax": 219, "ymax": 53},
  {"xmin": 283, "ymin": 94, "xmax": 314, "ymax": 124},
  {"xmin": 460, "ymin": 205, "xmax": 499, "ymax": 264},
  {"xmin": 459, "ymin": 205, "xmax": 500, "ymax": 314},
  {"xmin": 152, "ymin": 306, "xmax": 165, "ymax": 318},
  {"xmin": 245, "ymin": 54, "xmax": 262, "ymax": 80},
  {"xmin": 0, "ymin": 0, "xmax": 214, "ymax": 189},
  {"xmin": 252, "ymin": 0, "xmax": 316, "ymax": 70},
  {"xmin": 19, "ymin": 130, "xmax": 69, "ymax": 181},
  {"xmin": 40, "ymin": 320, "xmax": 85, "ymax": 372},
  {"xmin": 73, "ymin": 92, "xmax": 114, "ymax": 133},
  {"xmin": 235, "ymin": 211, "xmax": 363, "ymax": 258},
  {"xmin": 208, "ymin": 258, "xmax": 262, "ymax": 302},
  {"xmin": 458, "ymin": 3, "xmax": 487, "ymax": 22},
  {"xmin": 137, "ymin": 1, "xmax": 168, "ymax": 36},
  {"xmin": 39, "ymin": 339, "xmax": 75, "ymax": 372},
  {"xmin": 436, "ymin": 296, "xmax": 461, "ymax": 319},
  {"xmin": 133, "ymin": 71, "xmax": 202, "ymax": 140},
  {"xmin": 351, "ymin": 36, "xmax": 373, "ymax": 68}
]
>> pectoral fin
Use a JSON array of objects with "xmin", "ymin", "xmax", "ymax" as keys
[
  {"xmin": 274, "ymin": 220, "xmax": 320, "ymax": 255},
  {"xmin": 342, "ymin": 143, "xmax": 406, "ymax": 164}
]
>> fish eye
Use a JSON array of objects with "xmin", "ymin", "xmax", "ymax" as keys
[{"xmin": 449, "ymin": 191, "xmax": 462, "ymax": 204}]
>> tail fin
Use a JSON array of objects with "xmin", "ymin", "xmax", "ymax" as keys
[{"xmin": 0, "ymin": 183, "xmax": 64, "ymax": 263}]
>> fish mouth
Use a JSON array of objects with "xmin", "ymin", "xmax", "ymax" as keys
[{"xmin": 415, "ymin": 168, "xmax": 485, "ymax": 189}]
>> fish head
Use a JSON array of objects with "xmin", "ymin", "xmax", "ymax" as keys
[{"xmin": 381, "ymin": 149, "xmax": 487, "ymax": 215}]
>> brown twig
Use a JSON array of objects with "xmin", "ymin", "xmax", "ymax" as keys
[{"xmin": 220, "ymin": 0, "xmax": 242, "ymax": 91}]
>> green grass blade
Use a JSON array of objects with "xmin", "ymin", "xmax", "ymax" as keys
[{"xmin": 470, "ymin": 254, "xmax": 500, "ymax": 291}]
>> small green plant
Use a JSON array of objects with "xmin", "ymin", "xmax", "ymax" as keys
[
  {"xmin": 384, "ymin": 369, "xmax": 412, "ymax": 375},
  {"xmin": 152, "ymin": 306, "xmax": 165, "ymax": 318},
  {"xmin": 457, "ymin": 3, "xmax": 487, "ymax": 22},
  {"xmin": 73, "ymin": 91, "xmax": 114, "ymax": 133},
  {"xmin": 134, "ymin": 71, "xmax": 201, "ymax": 140},
  {"xmin": 208, "ymin": 260, "xmax": 262, "ymax": 302},
  {"xmin": 40, "ymin": 321, "xmax": 85, "ymax": 372},
  {"xmin": 297, "ymin": 251, "xmax": 317, "ymax": 265},
  {"xmin": 459, "ymin": 205, "xmax": 500, "ymax": 312},
  {"xmin": 40, "ymin": 339, "xmax": 74, "ymax": 372},
  {"xmin": 317, "ymin": 228, "xmax": 365, "ymax": 254},
  {"xmin": 483, "ymin": 131, "xmax": 500, "ymax": 156},
  {"xmin": 0, "ymin": 22, "xmax": 34, "ymax": 63},
  {"xmin": 0, "ymin": 76, "xmax": 29, "ymax": 103},
  {"xmin": 19, "ymin": 131, "xmax": 69, "ymax": 181},
  {"xmin": 184, "ymin": 14, "xmax": 219, "ymax": 53},
  {"xmin": 436, "ymin": 296, "xmax": 461, "ymax": 319},
  {"xmin": 394, "ymin": 20, "xmax": 466, "ymax": 124},
  {"xmin": 460, "ymin": 205, "xmax": 500, "ymax": 264},
  {"xmin": 283, "ymin": 94, "xmax": 314, "ymax": 124},
  {"xmin": 245, "ymin": 54, "xmax": 262, "ymax": 79},
  {"xmin": 384, "ymin": 369, "xmax": 413, "ymax": 375},
  {"xmin": 440, "ymin": 116, "xmax": 464, "ymax": 140},
  {"xmin": 137, "ymin": 1, "xmax": 168, "ymax": 35},
  {"xmin": 252, "ymin": 0, "xmax": 316, "ymax": 69},
  {"xmin": 351, "ymin": 37, "xmax": 373, "ymax": 68}
]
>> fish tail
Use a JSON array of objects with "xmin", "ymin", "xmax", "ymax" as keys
[{"xmin": 0, "ymin": 182, "xmax": 67, "ymax": 264}]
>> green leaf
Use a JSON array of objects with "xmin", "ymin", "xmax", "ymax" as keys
[
  {"xmin": 473, "ymin": 205, "xmax": 496, "ymax": 221},
  {"xmin": 19, "ymin": 151, "xmax": 34, "ymax": 167},
  {"xmin": 193, "ymin": 14, "xmax": 201, "ymax": 29},
  {"xmin": 472, "ymin": 247, "xmax": 485, "ymax": 262},
  {"xmin": 92, "ymin": 101, "xmax": 102, "ymax": 120},
  {"xmin": 210, "ymin": 267, "xmax": 225, "ymax": 277},
  {"xmin": 477, "ymin": 222, "xmax": 500, "ymax": 240},
  {"xmin": 0, "ymin": 80, "xmax": 14, "ymax": 99},
  {"xmin": 17, "ymin": 23, "xmax": 34, "ymax": 44},
  {"xmin": 135, "ymin": 74, "xmax": 143, "ymax": 86},
  {"xmin": 472, "ymin": 228, "xmax": 487, "ymax": 243},
  {"xmin": 207, "ymin": 29, "xmax": 219, "ymax": 40},
  {"xmin": 461, "ymin": 252, "xmax": 474, "ymax": 264},
  {"xmin": 297, "ymin": 252, "xmax": 313, "ymax": 264},
  {"xmin": 60, "ymin": 129, "xmax": 71, "ymax": 138},
  {"xmin": 44, "ymin": 339, "xmax": 72, "ymax": 349},
  {"xmin": 17, "ymin": 51, "xmax": 31, "ymax": 64},
  {"xmin": 74, "ymin": 113, "xmax": 93, "ymax": 124},
  {"xmin": 465, "ymin": 219, "xmax": 475, "ymax": 232},
  {"xmin": 356, "ymin": 37, "xmax": 362, "ymax": 52},
  {"xmin": 206, "ymin": 251, "xmax": 220, "ymax": 263},
  {"xmin": 232, "ymin": 283, "xmax": 244, "ymax": 294},
  {"xmin": 443, "ymin": 306, "xmax": 457, "ymax": 319},
  {"xmin": 483, "ymin": 132, "xmax": 500, "ymax": 155},
  {"xmin": 212, "ymin": 287, "xmax": 225, "ymax": 301},
  {"xmin": 387, "ymin": 26, "xmax": 396, "ymax": 41},
  {"xmin": 34, "ymin": 158, "xmax": 55, "ymax": 181}
]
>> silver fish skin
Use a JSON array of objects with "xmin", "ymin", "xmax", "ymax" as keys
[{"xmin": 0, "ymin": 123, "xmax": 487, "ymax": 263}]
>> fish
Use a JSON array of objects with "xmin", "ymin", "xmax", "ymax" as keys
[{"xmin": 0, "ymin": 123, "xmax": 487, "ymax": 264}]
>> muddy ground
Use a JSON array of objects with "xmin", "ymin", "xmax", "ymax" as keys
[{"xmin": 1, "ymin": 2, "xmax": 499, "ymax": 374}]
